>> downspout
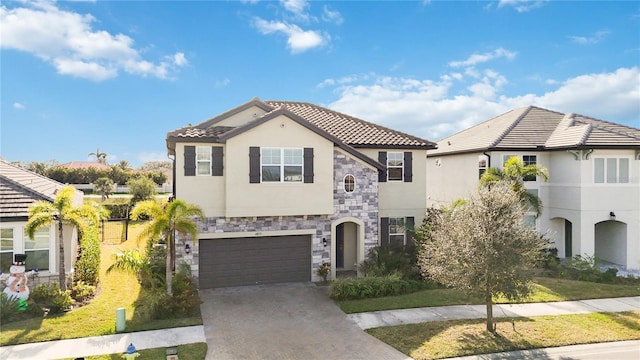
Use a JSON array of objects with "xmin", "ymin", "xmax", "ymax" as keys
[
  {"xmin": 483, "ymin": 151, "xmax": 492, "ymax": 167},
  {"xmin": 168, "ymin": 153, "xmax": 176, "ymax": 201}
]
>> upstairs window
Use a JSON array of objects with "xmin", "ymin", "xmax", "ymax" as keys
[
  {"xmin": 344, "ymin": 174, "xmax": 355, "ymax": 193},
  {"xmin": 387, "ymin": 152, "xmax": 404, "ymax": 181},
  {"xmin": 196, "ymin": 146, "xmax": 212, "ymax": 176},
  {"xmin": 522, "ymin": 155, "xmax": 537, "ymax": 181},
  {"xmin": 261, "ymin": 148, "xmax": 303, "ymax": 182},
  {"xmin": 594, "ymin": 158, "xmax": 629, "ymax": 184}
]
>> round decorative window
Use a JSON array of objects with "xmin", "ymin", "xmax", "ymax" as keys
[{"xmin": 344, "ymin": 174, "xmax": 355, "ymax": 193}]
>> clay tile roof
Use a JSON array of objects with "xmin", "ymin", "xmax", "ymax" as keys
[
  {"xmin": 0, "ymin": 160, "xmax": 66, "ymax": 219},
  {"xmin": 59, "ymin": 161, "xmax": 112, "ymax": 170},
  {"xmin": 430, "ymin": 106, "xmax": 640, "ymax": 156}
]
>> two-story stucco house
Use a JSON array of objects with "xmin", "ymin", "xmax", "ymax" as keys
[
  {"xmin": 0, "ymin": 160, "xmax": 84, "ymax": 286},
  {"xmin": 427, "ymin": 106, "xmax": 640, "ymax": 271},
  {"xmin": 166, "ymin": 97, "xmax": 436, "ymax": 288}
]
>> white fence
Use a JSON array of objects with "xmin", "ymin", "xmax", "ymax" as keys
[{"xmin": 72, "ymin": 183, "xmax": 172, "ymax": 194}]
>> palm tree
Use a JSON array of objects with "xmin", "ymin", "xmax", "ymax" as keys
[
  {"xmin": 88, "ymin": 147, "xmax": 108, "ymax": 164},
  {"xmin": 25, "ymin": 186, "xmax": 105, "ymax": 290},
  {"xmin": 130, "ymin": 199, "xmax": 204, "ymax": 295},
  {"xmin": 479, "ymin": 157, "xmax": 549, "ymax": 216},
  {"xmin": 117, "ymin": 160, "xmax": 131, "ymax": 171},
  {"xmin": 94, "ymin": 177, "xmax": 114, "ymax": 201}
]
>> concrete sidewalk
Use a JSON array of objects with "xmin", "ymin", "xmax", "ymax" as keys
[
  {"xmin": 348, "ymin": 296, "xmax": 640, "ymax": 329},
  {"xmin": 1, "ymin": 325, "xmax": 205, "ymax": 360}
]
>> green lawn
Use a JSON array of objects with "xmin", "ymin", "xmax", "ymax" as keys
[
  {"xmin": 0, "ymin": 223, "xmax": 202, "ymax": 346},
  {"xmin": 337, "ymin": 277, "xmax": 640, "ymax": 313},
  {"xmin": 367, "ymin": 311, "xmax": 640, "ymax": 360},
  {"xmin": 58, "ymin": 343, "xmax": 207, "ymax": 360}
]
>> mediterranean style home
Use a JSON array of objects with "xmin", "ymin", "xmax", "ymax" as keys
[
  {"xmin": 0, "ymin": 160, "xmax": 84, "ymax": 286},
  {"xmin": 166, "ymin": 97, "xmax": 436, "ymax": 287},
  {"xmin": 427, "ymin": 106, "xmax": 640, "ymax": 271}
]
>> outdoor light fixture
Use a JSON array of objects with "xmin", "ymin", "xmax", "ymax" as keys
[
  {"xmin": 185, "ymin": 243, "xmax": 191, "ymax": 254},
  {"xmin": 610, "ymin": 211, "xmax": 616, "ymax": 218},
  {"xmin": 322, "ymin": 238, "xmax": 327, "ymax": 247}
]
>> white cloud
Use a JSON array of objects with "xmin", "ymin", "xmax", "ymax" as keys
[
  {"xmin": 138, "ymin": 151, "xmax": 169, "ymax": 164},
  {"xmin": 322, "ymin": 5, "xmax": 343, "ymax": 25},
  {"xmin": 0, "ymin": 2, "xmax": 187, "ymax": 81},
  {"xmin": 325, "ymin": 67, "xmax": 639, "ymax": 141},
  {"xmin": 498, "ymin": 0, "xmax": 547, "ymax": 13},
  {"xmin": 253, "ymin": 18, "xmax": 327, "ymax": 54},
  {"xmin": 281, "ymin": 0, "xmax": 308, "ymax": 18},
  {"xmin": 215, "ymin": 78, "xmax": 231, "ymax": 88},
  {"xmin": 449, "ymin": 48, "xmax": 517, "ymax": 68},
  {"xmin": 569, "ymin": 30, "xmax": 610, "ymax": 45},
  {"xmin": 13, "ymin": 102, "xmax": 26, "ymax": 110}
]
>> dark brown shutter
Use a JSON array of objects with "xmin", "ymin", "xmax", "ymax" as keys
[
  {"xmin": 380, "ymin": 217, "xmax": 389, "ymax": 246},
  {"xmin": 303, "ymin": 148, "xmax": 314, "ymax": 183},
  {"xmin": 405, "ymin": 216, "xmax": 415, "ymax": 246},
  {"xmin": 378, "ymin": 151, "xmax": 387, "ymax": 183},
  {"xmin": 249, "ymin": 147, "xmax": 260, "ymax": 183},
  {"xmin": 184, "ymin": 146, "xmax": 195, "ymax": 176},
  {"xmin": 404, "ymin": 152, "xmax": 413, "ymax": 182},
  {"xmin": 212, "ymin": 147, "xmax": 223, "ymax": 176}
]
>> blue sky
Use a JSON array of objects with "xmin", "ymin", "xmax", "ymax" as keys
[{"xmin": 2, "ymin": 0, "xmax": 639, "ymax": 167}]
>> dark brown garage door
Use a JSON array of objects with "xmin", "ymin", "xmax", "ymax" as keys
[{"xmin": 199, "ymin": 235, "xmax": 311, "ymax": 288}]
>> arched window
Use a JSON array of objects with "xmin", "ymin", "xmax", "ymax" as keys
[{"xmin": 344, "ymin": 174, "xmax": 355, "ymax": 193}]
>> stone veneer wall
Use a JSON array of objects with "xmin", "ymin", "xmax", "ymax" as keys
[{"xmin": 176, "ymin": 149, "xmax": 380, "ymax": 283}]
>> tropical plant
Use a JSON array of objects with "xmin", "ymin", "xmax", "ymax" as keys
[
  {"xmin": 479, "ymin": 156, "xmax": 548, "ymax": 216},
  {"xmin": 418, "ymin": 182, "xmax": 548, "ymax": 333},
  {"xmin": 127, "ymin": 176, "xmax": 157, "ymax": 204},
  {"xmin": 88, "ymin": 147, "xmax": 108, "ymax": 164},
  {"xmin": 94, "ymin": 177, "xmax": 114, "ymax": 201},
  {"xmin": 130, "ymin": 199, "xmax": 204, "ymax": 294},
  {"xmin": 25, "ymin": 185, "xmax": 106, "ymax": 290},
  {"xmin": 116, "ymin": 160, "xmax": 131, "ymax": 171}
]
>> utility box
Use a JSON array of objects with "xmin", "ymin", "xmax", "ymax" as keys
[
  {"xmin": 115, "ymin": 307, "xmax": 126, "ymax": 332},
  {"xmin": 166, "ymin": 347, "xmax": 178, "ymax": 360}
]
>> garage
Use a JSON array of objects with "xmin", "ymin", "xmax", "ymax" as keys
[{"xmin": 198, "ymin": 235, "xmax": 312, "ymax": 288}]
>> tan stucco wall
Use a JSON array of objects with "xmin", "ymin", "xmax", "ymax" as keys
[
  {"xmin": 426, "ymin": 152, "xmax": 480, "ymax": 209},
  {"xmin": 213, "ymin": 106, "xmax": 269, "ymax": 127}
]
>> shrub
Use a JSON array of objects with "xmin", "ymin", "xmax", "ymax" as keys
[
  {"xmin": 134, "ymin": 263, "xmax": 200, "ymax": 320},
  {"xmin": 0, "ymin": 294, "xmax": 44, "ymax": 324},
  {"xmin": 329, "ymin": 273, "xmax": 427, "ymax": 300},
  {"xmin": 31, "ymin": 283, "xmax": 73, "ymax": 314},
  {"xmin": 74, "ymin": 226, "xmax": 101, "ymax": 286},
  {"xmin": 358, "ymin": 245, "xmax": 422, "ymax": 280},
  {"xmin": 317, "ymin": 262, "xmax": 330, "ymax": 282},
  {"xmin": 70, "ymin": 280, "xmax": 97, "ymax": 303},
  {"xmin": 101, "ymin": 198, "xmax": 131, "ymax": 219},
  {"xmin": 127, "ymin": 176, "xmax": 157, "ymax": 204}
]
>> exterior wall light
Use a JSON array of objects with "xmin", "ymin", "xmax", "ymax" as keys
[
  {"xmin": 322, "ymin": 238, "xmax": 327, "ymax": 247},
  {"xmin": 185, "ymin": 243, "xmax": 191, "ymax": 254},
  {"xmin": 609, "ymin": 211, "xmax": 616, "ymax": 219}
]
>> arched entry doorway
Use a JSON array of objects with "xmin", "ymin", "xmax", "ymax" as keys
[
  {"xmin": 594, "ymin": 220, "xmax": 627, "ymax": 266},
  {"xmin": 550, "ymin": 217, "xmax": 572, "ymax": 259},
  {"xmin": 331, "ymin": 217, "xmax": 364, "ymax": 279}
]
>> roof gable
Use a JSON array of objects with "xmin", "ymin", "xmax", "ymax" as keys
[{"xmin": 430, "ymin": 106, "xmax": 640, "ymax": 155}]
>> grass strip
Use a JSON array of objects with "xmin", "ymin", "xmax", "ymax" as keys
[
  {"xmin": 367, "ymin": 311, "xmax": 640, "ymax": 360},
  {"xmin": 337, "ymin": 277, "xmax": 640, "ymax": 313},
  {"xmin": 58, "ymin": 342, "xmax": 207, "ymax": 360}
]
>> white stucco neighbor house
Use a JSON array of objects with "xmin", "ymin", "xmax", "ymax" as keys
[
  {"xmin": 166, "ymin": 97, "xmax": 436, "ymax": 288},
  {"xmin": 427, "ymin": 106, "xmax": 640, "ymax": 271},
  {"xmin": 0, "ymin": 160, "xmax": 84, "ymax": 287}
]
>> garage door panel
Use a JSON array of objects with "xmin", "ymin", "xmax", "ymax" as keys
[{"xmin": 199, "ymin": 235, "xmax": 311, "ymax": 288}]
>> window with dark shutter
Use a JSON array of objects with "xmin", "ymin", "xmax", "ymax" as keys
[
  {"xmin": 378, "ymin": 151, "xmax": 387, "ymax": 183},
  {"xmin": 405, "ymin": 217, "xmax": 415, "ymax": 246},
  {"xmin": 249, "ymin": 147, "xmax": 260, "ymax": 183},
  {"xmin": 211, "ymin": 147, "xmax": 223, "ymax": 176},
  {"xmin": 404, "ymin": 152, "xmax": 412, "ymax": 182},
  {"xmin": 304, "ymin": 148, "xmax": 314, "ymax": 183},
  {"xmin": 380, "ymin": 217, "xmax": 389, "ymax": 246},
  {"xmin": 184, "ymin": 146, "xmax": 196, "ymax": 176}
]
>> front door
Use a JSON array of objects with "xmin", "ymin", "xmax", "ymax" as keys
[{"xmin": 336, "ymin": 224, "xmax": 344, "ymax": 268}]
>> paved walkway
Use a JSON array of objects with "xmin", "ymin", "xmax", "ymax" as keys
[{"xmin": 0, "ymin": 296, "xmax": 638, "ymax": 360}]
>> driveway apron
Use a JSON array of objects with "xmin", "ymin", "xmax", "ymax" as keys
[{"xmin": 200, "ymin": 282, "xmax": 411, "ymax": 360}]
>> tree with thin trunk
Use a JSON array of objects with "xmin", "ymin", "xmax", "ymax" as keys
[
  {"xmin": 88, "ymin": 148, "xmax": 108, "ymax": 164},
  {"xmin": 25, "ymin": 186, "xmax": 105, "ymax": 290},
  {"xmin": 418, "ymin": 182, "xmax": 548, "ymax": 333},
  {"xmin": 130, "ymin": 199, "xmax": 204, "ymax": 295},
  {"xmin": 479, "ymin": 157, "xmax": 548, "ymax": 216},
  {"xmin": 94, "ymin": 177, "xmax": 114, "ymax": 201}
]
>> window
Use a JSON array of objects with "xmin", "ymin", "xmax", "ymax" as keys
[
  {"xmin": 261, "ymin": 148, "xmax": 303, "ymax": 182},
  {"xmin": 196, "ymin": 146, "xmax": 211, "ymax": 176},
  {"xmin": 387, "ymin": 152, "xmax": 404, "ymax": 181},
  {"xmin": 522, "ymin": 155, "xmax": 537, "ymax": 181},
  {"xmin": 24, "ymin": 228, "xmax": 50, "ymax": 271},
  {"xmin": 388, "ymin": 218, "xmax": 406, "ymax": 246},
  {"xmin": 594, "ymin": 158, "xmax": 629, "ymax": 184},
  {"xmin": 478, "ymin": 155, "xmax": 488, "ymax": 179},
  {"xmin": 524, "ymin": 215, "xmax": 537, "ymax": 229},
  {"xmin": 1, "ymin": 228, "xmax": 14, "ymax": 273},
  {"xmin": 344, "ymin": 174, "xmax": 355, "ymax": 193},
  {"xmin": 503, "ymin": 154, "xmax": 516, "ymax": 167}
]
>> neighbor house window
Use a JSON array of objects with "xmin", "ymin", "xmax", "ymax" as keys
[
  {"xmin": 261, "ymin": 148, "xmax": 303, "ymax": 182},
  {"xmin": 522, "ymin": 155, "xmax": 537, "ymax": 181},
  {"xmin": 478, "ymin": 155, "xmax": 488, "ymax": 179},
  {"xmin": 503, "ymin": 154, "xmax": 516, "ymax": 167},
  {"xmin": 344, "ymin": 174, "xmax": 355, "ymax": 193},
  {"xmin": 387, "ymin": 152, "xmax": 404, "ymax": 181},
  {"xmin": 594, "ymin": 158, "xmax": 629, "ymax": 184},
  {"xmin": 0, "ymin": 228, "xmax": 14, "ymax": 273},
  {"xmin": 24, "ymin": 228, "xmax": 50, "ymax": 271},
  {"xmin": 196, "ymin": 146, "xmax": 211, "ymax": 176},
  {"xmin": 388, "ymin": 218, "xmax": 405, "ymax": 246}
]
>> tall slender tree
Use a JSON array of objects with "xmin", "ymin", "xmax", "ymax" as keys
[
  {"xmin": 25, "ymin": 186, "xmax": 105, "ymax": 290},
  {"xmin": 88, "ymin": 148, "xmax": 108, "ymax": 164},
  {"xmin": 479, "ymin": 157, "xmax": 548, "ymax": 216},
  {"xmin": 130, "ymin": 199, "xmax": 204, "ymax": 295}
]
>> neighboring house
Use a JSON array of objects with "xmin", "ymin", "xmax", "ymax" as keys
[
  {"xmin": 427, "ymin": 106, "xmax": 640, "ymax": 271},
  {"xmin": 0, "ymin": 160, "xmax": 84, "ymax": 286},
  {"xmin": 166, "ymin": 97, "xmax": 436, "ymax": 287},
  {"xmin": 59, "ymin": 161, "xmax": 112, "ymax": 170}
]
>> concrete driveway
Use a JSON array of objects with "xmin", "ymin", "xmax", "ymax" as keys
[{"xmin": 199, "ymin": 282, "xmax": 411, "ymax": 360}]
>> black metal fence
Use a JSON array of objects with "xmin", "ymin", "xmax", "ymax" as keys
[{"xmin": 100, "ymin": 218, "xmax": 129, "ymax": 244}]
